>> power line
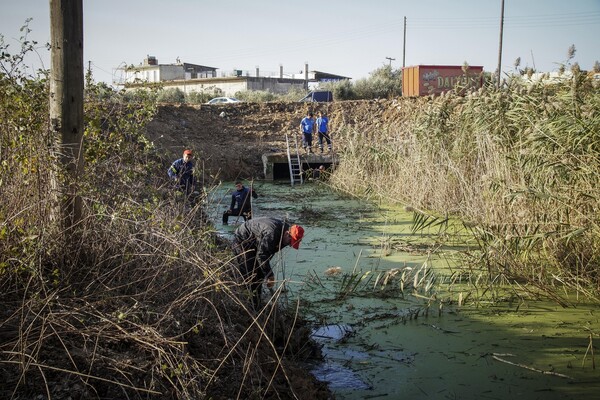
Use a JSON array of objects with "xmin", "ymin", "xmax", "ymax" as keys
[
  {"xmin": 201, "ymin": 20, "xmax": 405, "ymax": 64},
  {"xmin": 409, "ymin": 11, "xmax": 600, "ymax": 22},
  {"xmin": 90, "ymin": 61, "xmax": 112, "ymax": 75},
  {"xmin": 408, "ymin": 12, "xmax": 600, "ymax": 29},
  {"xmin": 190, "ymin": 11, "xmax": 600, "ymax": 68}
]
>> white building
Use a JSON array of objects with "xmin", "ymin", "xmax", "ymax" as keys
[
  {"xmin": 122, "ymin": 56, "xmax": 350, "ymax": 96},
  {"xmin": 123, "ymin": 55, "xmax": 217, "ymax": 84}
]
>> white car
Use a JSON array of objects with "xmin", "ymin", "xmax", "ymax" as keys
[{"xmin": 206, "ymin": 97, "xmax": 241, "ymax": 105}]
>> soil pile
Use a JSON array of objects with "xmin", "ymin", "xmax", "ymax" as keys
[{"xmin": 144, "ymin": 99, "xmax": 410, "ymax": 181}]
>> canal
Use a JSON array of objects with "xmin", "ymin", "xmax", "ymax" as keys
[{"xmin": 207, "ymin": 180, "xmax": 599, "ymax": 400}]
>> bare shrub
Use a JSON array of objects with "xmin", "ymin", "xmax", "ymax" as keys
[{"xmin": 1, "ymin": 27, "xmax": 329, "ymax": 399}]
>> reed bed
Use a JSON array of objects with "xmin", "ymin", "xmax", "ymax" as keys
[{"xmin": 330, "ymin": 71, "xmax": 600, "ymax": 302}]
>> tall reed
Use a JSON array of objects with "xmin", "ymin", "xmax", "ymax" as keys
[{"xmin": 330, "ymin": 71, "xmax": 600, "ymax": 301}]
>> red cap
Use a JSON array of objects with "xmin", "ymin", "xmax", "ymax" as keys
[
  {"xmin": 289, "ymin": 225, "xmax": 304, "ymax": 249},
  {"xmin": 183, "ymin": 149, "xmax": 193, "ymax": 155}
]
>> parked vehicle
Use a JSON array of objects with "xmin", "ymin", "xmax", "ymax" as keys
[
  {"xmin": 402, "ymin": 65, "xmax": 484, "ymax": 97},
  {"xmin": 298, "ymin": 90, "xmax": 333, "ymax": 102},
  {"xmin": 206, "ymin": 97, "xmax": 241, "ymax": 105}
]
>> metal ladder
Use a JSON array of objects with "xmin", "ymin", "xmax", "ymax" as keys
[{"xmin": 285, "ymin": 133, "xmax": 303, "ymax": 186}]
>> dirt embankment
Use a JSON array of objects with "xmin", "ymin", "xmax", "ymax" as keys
[{"xmin": 144, "ymin": 99, "xmax": 410, "ymax": 181}]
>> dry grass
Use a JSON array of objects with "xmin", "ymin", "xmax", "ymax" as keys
[
  {"xmin": 0, "ymin": 149, "xmax": 328, "ymax": 399},
  {"xmin": 0, "ymin": 62, "xmax": 329, "ymax": 398}
]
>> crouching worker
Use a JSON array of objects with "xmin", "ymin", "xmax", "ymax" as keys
[
  {"xmin": 232, "ymin": 217, "xmax": 304, "ymax": 309},
  {"xmin": 223, "ymin": 181, "xmax": 258, "ymax": 224}
]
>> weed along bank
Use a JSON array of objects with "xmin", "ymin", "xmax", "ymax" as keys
[{"xmin": 207, "ymin": 182, "xmax": 600, "ymax": 400}]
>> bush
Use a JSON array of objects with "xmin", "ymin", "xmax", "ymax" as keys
[
  {"xmin": 235, "ymin": 89, "xmax": 277, "ymax": 102},
  {"xmin": 157, "ymin": 87, "xmax": 185, "ymax": 103},
  {"xmin": 318, "ymin": 65, "xmax": 402, "ymax": 100},
  {"xmin": 355, "ymin": 65, "xmax": 402, "ymax": 99},
  {"xmin": 186, "ymin": 90, "xmax": 213, "ymax": 104},
  {"xmin": 320, "ymin": 79, "xmax": 356, "ymax": 100}
]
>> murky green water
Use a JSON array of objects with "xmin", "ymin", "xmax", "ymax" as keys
[{"xmin": 207, "ymin": 181, "xmax": 599, "ymax": 400}]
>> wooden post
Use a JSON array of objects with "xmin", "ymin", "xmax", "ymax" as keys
[
  {"xmin": 496, "ymin": 0, "xmax": 505, "ymax": 89},
  {"xmin": 402, "ymin": 16, "xmax": 406, "ymax": 68},
  {"xmin": 49, "ymin": 0, "xmax": 84, "ymax": 230},
  {"xmin": 304, "ymin": 62, "xmax": 309, "ymax": 91}
]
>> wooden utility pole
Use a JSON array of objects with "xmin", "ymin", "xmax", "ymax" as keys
[
  {"xmin": 496, "ymin": 0, "xmax": 505, "ymax": 89},
  {"xmin": 50, "ymin": 0, "xmax": 84, "ymax": 230},
  {"xmin": 403, "ymin": 16, "xmax": 407, "ymax": 68}
]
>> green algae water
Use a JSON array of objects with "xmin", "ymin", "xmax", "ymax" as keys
[{"xmin": 207, "ymin": 181, "xmax": 599, "ymax": 400}]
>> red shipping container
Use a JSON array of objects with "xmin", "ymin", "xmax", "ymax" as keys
[{"xmin": 402, "ymin": 65, "xmax": 484, "ymax": 97}]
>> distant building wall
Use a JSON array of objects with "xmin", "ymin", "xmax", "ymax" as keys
[
  {"xmin": 125, "ymin": 65, "xmax": 182, "ymax": 84},
  {"xmin": 125, "ymin": 61, "xmax": 217, "ymax": 85},
  {"xmin": 246, "ymin": 77, "xmax": 306, "ymax": 94},
  {"xmin": 159, "ymin": 65, "xmax": 184, "ymax": 82},
  {"xmin": 125, "ymin": 67, "xmax": 158, "ymax": 83},
  {"xmin": 125, "ymin": 76, "xmax": 309, "ymax": 96},
  {"xmin": 122, "ymin": 58, "xmax": 347, "ymax": 96},
  {"xmin": 186, "ymin": 79, "xmax": 248, "ymax": 96}
]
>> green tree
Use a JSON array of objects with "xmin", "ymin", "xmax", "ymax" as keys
[
  {"xmin": 320, "ymin": 65, "xmax": 403, "ymax": 100},
  {"xmin": 157, "ymin": 87, "xmax": 185, "ymax": 103}
]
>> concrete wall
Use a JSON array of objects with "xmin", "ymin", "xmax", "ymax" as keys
[
  {"xmin": 159, "ymin": 65, "xmax": 183, "ymax": 82},
  {"xmin": 125, "ymin": 65, "xmax": 183, "ymax": 83},
  {"xmin": 185, "ymin": 79, "xmax": 248, "ymax": 96},
  {"xmin": 125, "ymin": 76, "xmax": 308, "ymax": 97},
  {"xmin": 182, "ymin": 77, "xmax": 305, "ymax": 96},
  {"xmin": 246, "ymin": 77, "xmax": 306, "ymax": 94},
  {"xmin": 262, "ymin": 152, "xmax": 336, "ymax": 180},
  {"xmin": 125, "ymin": 67, "xmax": 158, "ymax": 83}
]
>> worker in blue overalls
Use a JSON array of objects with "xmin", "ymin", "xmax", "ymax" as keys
[
  {"xmin": 223, "ymin": 181, "xmax": 258, "ymax": 224},
  {"xmin": 300, "ymin": 111, "xmax": 315, "ymax": 154}
]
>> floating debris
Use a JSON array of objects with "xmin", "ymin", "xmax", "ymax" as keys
[{"xmin": 325, "ymin": 266, "xmax": 343, "ymax": 276}]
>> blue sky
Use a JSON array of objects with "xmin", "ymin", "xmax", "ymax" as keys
[{"xmin": 1, "ymin": 0, "xmax": 599, "ymax": 85}]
